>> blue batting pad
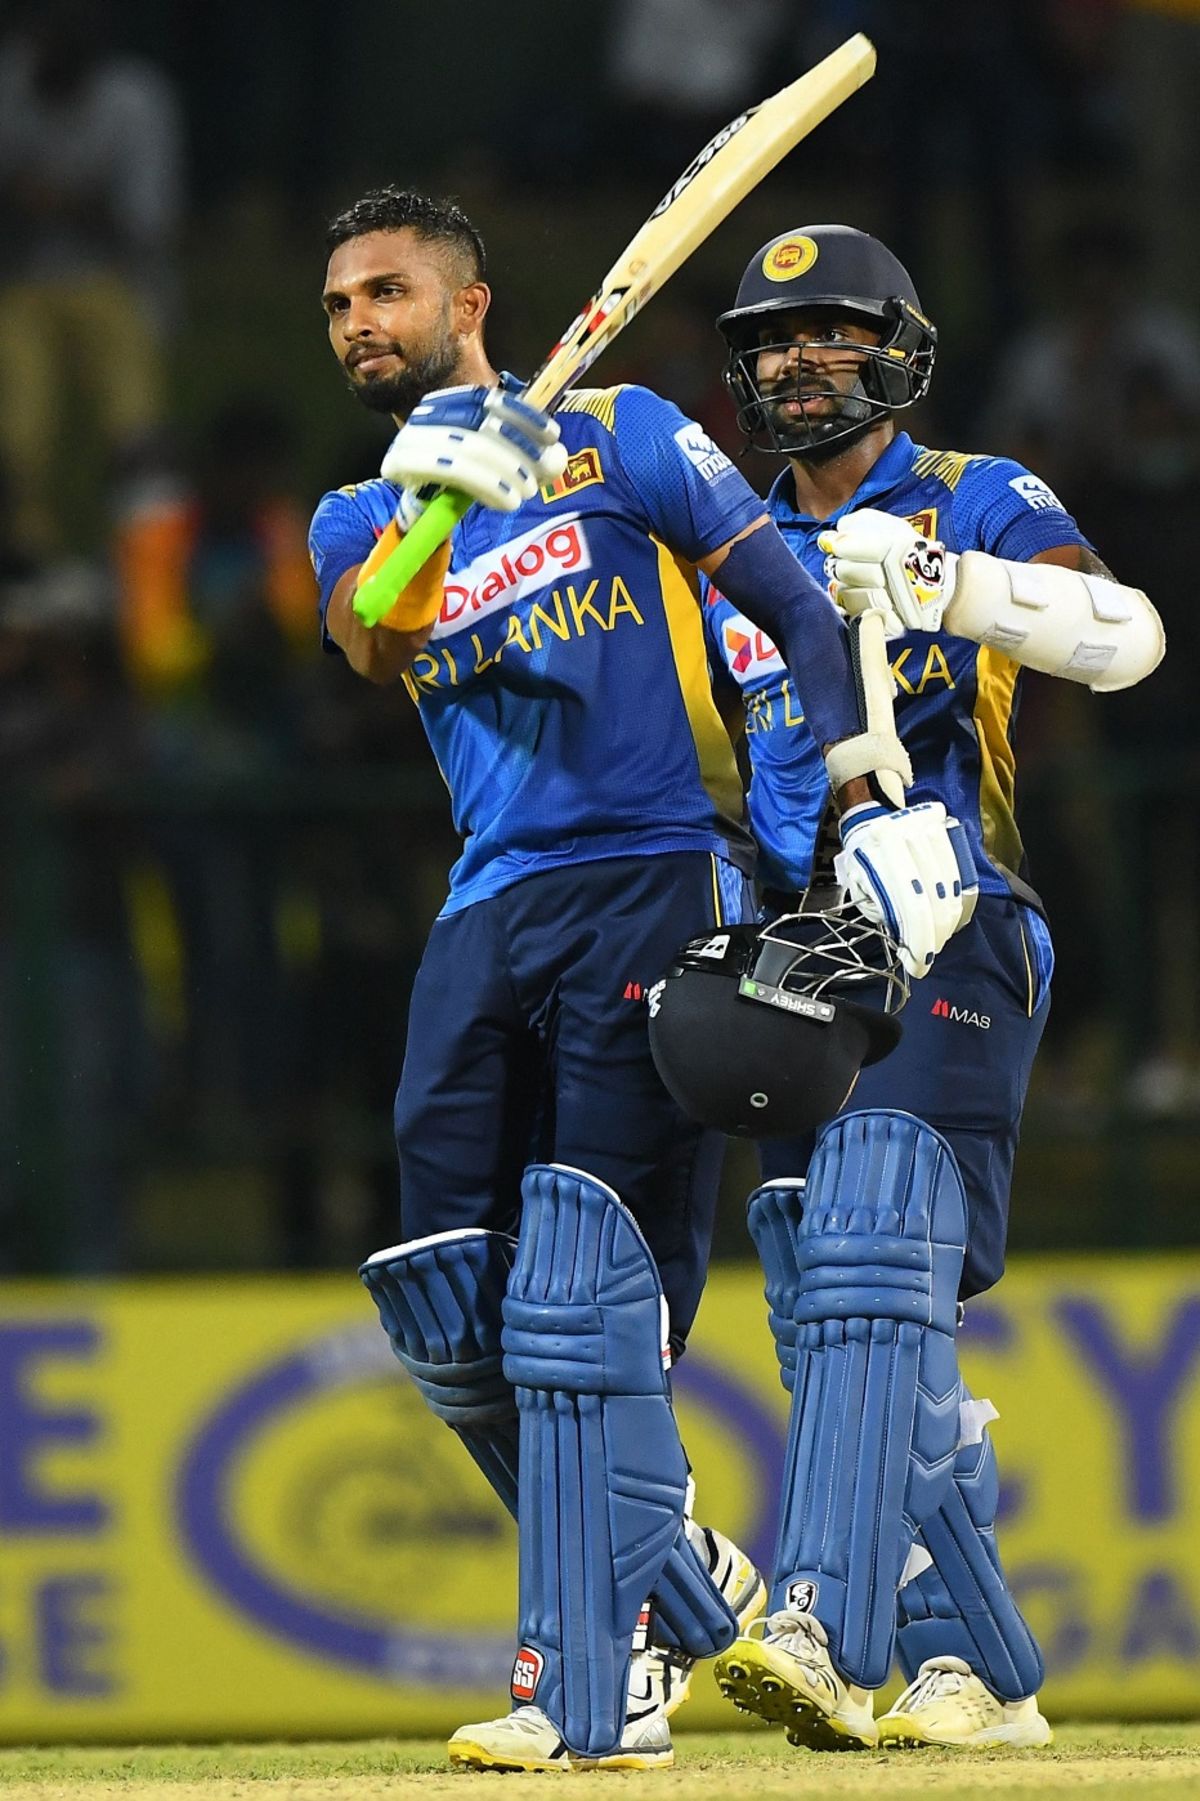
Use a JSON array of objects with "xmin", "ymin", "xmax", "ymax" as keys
[
  {"xmin": 896, "ymin": 1400, "xmax": 1044, "ymax": 1701},
  {"xmin": 746, "ymin": 1179, "xmax": 806, "ymax": 1392},
  {"xmin": 748, "ymin": 1168, "xmax": 1039, "ymax": 1698},
  {"xmin": 360, "ymin": 1224, "xmax": 734, "ymax": 1666},
  {"xmin": 360, "ymin": 1229, "xmax": 520, "ymax": 1511},
  {"xmin": 771, "ymin": 1110, "xmax": 967, "ymax": 1689},
  {"xmin": 501, "ymin": 1163, "xmax": 691, "ymax": 1758}
]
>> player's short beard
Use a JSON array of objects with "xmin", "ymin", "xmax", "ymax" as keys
[
  {"xmin": 348, "ymin": 316, "xmax": 462, "ymax": 420},
  {"xmin": 761, "ymin": 376, "xmax": 873, "ymax": 459}
]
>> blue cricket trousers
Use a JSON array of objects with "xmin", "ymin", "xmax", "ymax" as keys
[{"xmin": 394, "ymin": 851, "xmax": 751, "ymax": 1352}]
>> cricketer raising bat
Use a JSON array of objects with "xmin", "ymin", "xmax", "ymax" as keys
[{"xmin": 352, "ymin": 32, "xmax": 877, "ymax": 626}]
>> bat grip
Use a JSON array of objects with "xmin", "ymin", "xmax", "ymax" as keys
[{"xmin": 351, "ymin": 488, "xmax": 472, "ymax": 626}]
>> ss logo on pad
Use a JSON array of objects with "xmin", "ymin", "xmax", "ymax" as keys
[{"xmin": 511, "ymin": 1646, "xmax": 545, "ymax": 1702}]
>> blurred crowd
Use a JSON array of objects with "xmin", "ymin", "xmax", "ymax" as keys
[{"xmin": 1, "ymin": 0, "xmax": 1198, "ymax": 1272}]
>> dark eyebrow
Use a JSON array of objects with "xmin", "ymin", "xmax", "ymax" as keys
[
  {"xmin": 360, "ymin": 270, "xmax": 412, "ymax": 292},
  {"xmin": 322, "ymin": 270, "xmax": 411, "ymax": 310}
]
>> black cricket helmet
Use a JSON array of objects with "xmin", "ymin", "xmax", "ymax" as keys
[
  {"xmin": 648, "ymin": 900, "xmax": 908, "ymax": 1138},
  {"xmin": 718, "ymin": 224, "xmax": 936, "ymax": 457}
]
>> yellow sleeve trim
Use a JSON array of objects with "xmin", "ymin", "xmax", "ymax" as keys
[
  {"xmin": 556, "ymin": 386, "xmax": 626, "ymax": 434},
  {"xmin": 911, "ymin": 447, "xmax": 981, "ymax": 492},
  {"xmin": 654, "ymin": 537, "xmax": 744, "ymax": 826}
]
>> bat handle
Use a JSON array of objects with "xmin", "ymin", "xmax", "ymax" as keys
[{"xmin": 351, "ymin": 488, "xmax": 472, "ymax": 626}]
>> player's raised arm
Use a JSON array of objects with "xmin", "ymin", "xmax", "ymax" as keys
[
  {"xmin": 310, "ymin": 484, "xmax": 452, "ymax": 684},
  {"xmin": 313, "ymin": 384, "xmax": 568, "ymax": 682}
]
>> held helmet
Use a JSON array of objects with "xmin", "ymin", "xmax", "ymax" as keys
[
  {"xmin": 718, "ymin": 224, "xmax": 936, "ymax": 458},
  {"xmin": 647, "ymin": 899, "xmax": 908, "ymax": 1138}
]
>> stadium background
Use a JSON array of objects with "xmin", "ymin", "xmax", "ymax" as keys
[{"xmin": 1, "ymin": 0, "xmax": 1198, "ymax": 1742}]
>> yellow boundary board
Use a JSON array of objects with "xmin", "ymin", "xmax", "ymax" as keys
[{"xmin": 0, "ymin": 1255, "xmax": 1197, "ymax": 1741}]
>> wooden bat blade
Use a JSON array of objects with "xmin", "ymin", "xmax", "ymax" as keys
[
  {"xmin": 524, "ymin": 33, "xmax": 876, "ymax": 411},
  {"xmin": 352, "ymin": 34, "xmax": 876, "ymax": 622}
]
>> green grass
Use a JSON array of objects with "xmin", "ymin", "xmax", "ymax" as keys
[{"xmin": 0, "ymin": 1727, "xmax": 1197, "ymax": 1800}]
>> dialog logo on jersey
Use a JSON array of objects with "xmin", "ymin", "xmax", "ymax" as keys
[
  {"xmin": 540, "ymin": 446, "xmax": 604, "ymax": 503},
  {"xmin": 674, "ymin": 423, "xmax": 734, "ymax": 482},
  {"xmin": 721, "ymin": 612, "xmax": 785, "ymax": 685},
  {"xmin": 511, "ymin": 1646, "xmax": 545, "ymax": 1704},
  {"xmin": 433, "ymin": 516, "xmax": 592, "ymax": 639}
]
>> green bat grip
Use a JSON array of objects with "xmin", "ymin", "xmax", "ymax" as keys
[{"xmin": 351, "ymin": 488, "xmax": 473, "ymax": 627}]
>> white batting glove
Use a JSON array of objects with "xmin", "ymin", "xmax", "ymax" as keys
[
  {"xmin": 834, "ymin": 800, "xmax": 978, "ymax": 979},
  {"xmin": 819, "ymin": 507, "xmax": 951, "ymax": 635},
  {"xmin": 381, "ymin": 383, "xmax": 568, "ymax": 514}
]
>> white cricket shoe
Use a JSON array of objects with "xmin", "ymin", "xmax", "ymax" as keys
[
  {"xmin": 629, "ymin": 1523, "xmax": 768, "ymax": 1725},
  {"xmin": 877, "ymin": 1656, "xmax": 1052, "ymax": 1749},
  {"xmin": 714, "ymin": 1608, "xmax": 878, "ymax": 1750},
  {"xmin": 447, "ymin": 1702, "xmax": 673, "ymax": 1772}
]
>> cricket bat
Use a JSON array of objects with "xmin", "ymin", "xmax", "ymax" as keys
[{"xmin": 352, "ymin": 33, "xmax": 876, "ymax": 625}]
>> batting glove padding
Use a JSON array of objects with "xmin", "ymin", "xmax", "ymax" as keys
[
  {"xmin": 819, "ymin": 507, "xmax": 950, "ymax": 636},
  {"xmin": 835, "ymin": 801, "xmax": 978, "ymax": 979},
  {"xmin": 381, "ymin": 383, "xmax": 569, "ymax": 513}
]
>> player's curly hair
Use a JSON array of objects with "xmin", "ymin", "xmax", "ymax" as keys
[{"xmin": 325, "ymin": 188, "xmax": 486, "ymax": 285}]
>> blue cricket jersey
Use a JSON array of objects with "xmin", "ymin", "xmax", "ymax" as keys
[
  {"xmin": 310, "ymin": 384, "xmax": 767, "ymax": 913},
  {"xmin": 703, "ymin": 432, "xmax": 1091, "ymax": 903}
]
